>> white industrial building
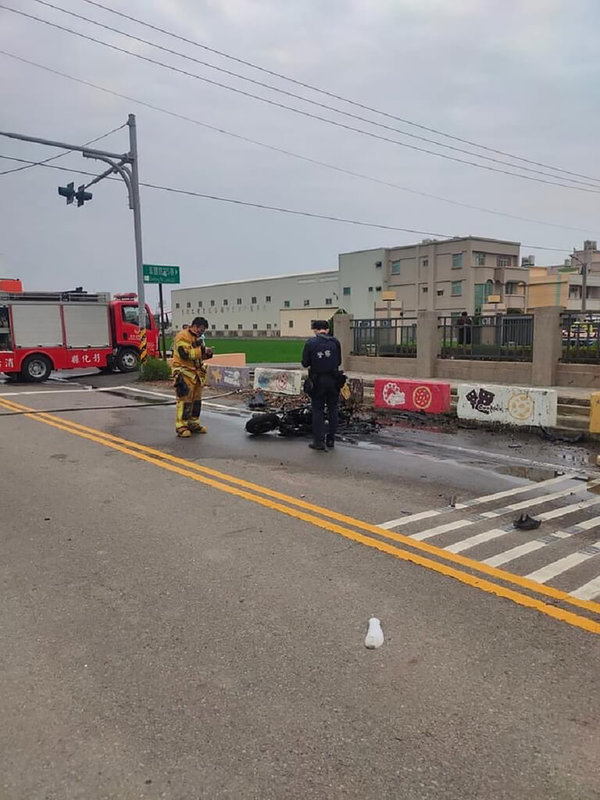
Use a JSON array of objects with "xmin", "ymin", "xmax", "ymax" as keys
[{"xmin": 171, "ymin": 270, "xmax": 339, "ymax": 337}]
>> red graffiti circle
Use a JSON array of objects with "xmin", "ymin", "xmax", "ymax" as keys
[{"xmin": 412, "ymin": 385, "xmax": 433, "ymax": 410}]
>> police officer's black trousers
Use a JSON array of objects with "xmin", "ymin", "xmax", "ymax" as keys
[{"xmin": 311, "ymin": 373, "xmax": 339, "ymax": 444}]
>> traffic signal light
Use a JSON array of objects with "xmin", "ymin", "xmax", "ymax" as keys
[
  {"xmin": 58, "ymin": 182, "xmax": 75, "ymax": 204},
  {"xmin": 75, "ymin": 185, "xmax": 93, "ymax": 207}
]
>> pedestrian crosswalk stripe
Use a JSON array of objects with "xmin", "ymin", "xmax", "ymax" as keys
[
  {"xmin": 527, "ymin": 551, "xmax": 599, "ymax": 584},
  {"xmin": 446, "ymin": 527, "xmax": 508, "ymax": 554},
  {"xmin": 483, "ymin": 540, "xmax": 548, "ymax": 568},
  {"xmin": 538, "ymin": 496, "xmax": 600, "ymax": 521},
  {"xmin": 572, "ymin": 575, "xmax": 600, "ymax": 601},
  {"xmin": 479, "ymin": 479, "xmax": 600, "ymax": 518},
  {"xmin": 453, "ymin": 474, "xmax": 576, "ymax": 510}
]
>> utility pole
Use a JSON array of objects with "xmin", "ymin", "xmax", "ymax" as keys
[
  {"xmin": 127, "ymin": 114, "xmax": 146, "ymax": 360},
  {"xmin": 571, "ymin": 250, "xmax": 589, "ymax": 315},
  {"xmin": 0, "ymin": 114, "xmax": 147, "ymax": 362}
]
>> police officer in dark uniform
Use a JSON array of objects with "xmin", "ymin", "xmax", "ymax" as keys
[{"xmin": 301, "ymin": 319, "xmax": 343, "ymax": 451}]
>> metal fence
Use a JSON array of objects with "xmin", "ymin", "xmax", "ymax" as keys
[
  {"xmin": 561, "ymin": 312, "xmax": 600, "ymax": 363},
  {"xmin": 352, "ymin": 318, "xmax": 417, "ymax": 357},
  {"xmin": 438, "ymin": 314, "xmax": 533, "ymax": 361}
]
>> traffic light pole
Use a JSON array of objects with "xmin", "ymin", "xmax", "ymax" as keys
[
  {"xmin": 127, "ymin": 114, "xmax": 147, "ymax": 362},
  {"xmin": 0, "ymin": 114, "xmax": 147, "ymax": 362}
]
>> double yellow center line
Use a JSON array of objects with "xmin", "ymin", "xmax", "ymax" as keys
[{"xmin": 1, "ymin": 394, "xmax": 599, "ymax": 635}]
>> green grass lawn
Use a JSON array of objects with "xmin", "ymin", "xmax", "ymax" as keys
[{"xmin": 165, "ymin": 336, "xmax": 304, "ymax": 363}]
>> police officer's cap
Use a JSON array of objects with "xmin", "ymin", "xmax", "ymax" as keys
[{"xmin": 311, "ymin": 319, "xmax": 329, "ymax": 330}]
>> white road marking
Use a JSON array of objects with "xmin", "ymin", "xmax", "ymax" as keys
[
  {"xmin": 445, "ymin": 528, "xmax": 509, "ymax": 554},
  {"xmin": 479, "ymin": 479, "xmax": 600, "ymax": 518},
  {"xmin": 410, "ymin": 518, "xmax": 468, "ymax": 541},
  {"xmin": 378, "ymin": 509, "xmax": 441, "ymax": 529},
  {"xmin": 483, "ymin": 540, "xmax": 548, "ymax": 568},
  {"xmin": 569, "ymin": 515, "xmax": 600, "ymax": 531},
  {"xmin": 571, "ymin": 575, "xmax": 600, "ymax": 600},
  {"xmin": 454, "ymin": 474, "xmax": 575, "ymax": 510},
  {"xmin": 537, "ymin": 496, "xmax": 600, "ymax": 521},
  {"xmin": 379, "ymin": 474, "xmax": 576, "ymax": 529},
  {"xmin": 526, "ymin": 551, "xmax": 599, "ymax": 584},
  {"xmin": 0, "ymin": 387, "xmax": 120, "ymax": 396}
]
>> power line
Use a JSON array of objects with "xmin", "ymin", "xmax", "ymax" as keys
[
  {"xmin": 5, "ymin": 4, "xmax": 600, "ymax": 194},
  {"xmin": 0, "ymin": 154, "xmax": 573, "ymax": 252},
  {"xmin": 28, "ymin": 0, "xmax": 600, "ymax": 189},
  {"xmin": 2, "ymin": 49, "xmax": 597, "ymax": 238},
  {"xmin": 78, "ymin": 0, "xmax": 600, "ymax": 186},
  {"xmin": 27, "ymin": 0, "xmax": 600, "ymax": 190},
  {"xmin": 0, "ymin": 121, "xmax": 126, "ymax": 176}
]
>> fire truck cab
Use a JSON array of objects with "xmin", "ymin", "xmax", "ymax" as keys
[{"xmin": 0, "ymin": 290, "xmax": 158, "ymax": 381}]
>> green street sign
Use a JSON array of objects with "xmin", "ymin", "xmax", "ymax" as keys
[{"xmin": 143, "ymin": 264, "xmax": 181, "ymax": 284}]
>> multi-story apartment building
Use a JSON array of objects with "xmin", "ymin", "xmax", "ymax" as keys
[
  {"xmin": 528, "ymin": 241, "xmax": 600, "ymax": 312},
  {"xmin": 338, "ymin": 237, "xmax": 528, "ymax": 319}
]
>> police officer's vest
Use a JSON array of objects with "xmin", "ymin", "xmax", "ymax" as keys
[{"xmin": 310, "ymin": 334, "xmax": 337, "ymax": 374}]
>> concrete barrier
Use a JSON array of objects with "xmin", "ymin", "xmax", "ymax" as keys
[
  {"xmin": 589, "ymin": 392, "xmax": 600, "ymax": 433},
  {"xmin": 374, "ymin": 378, "xmax": 451, "ymax": 413},
  {"xmin": 206, "ymin": 364, "xmax": 250, "ymax": 390},
  {"xmin": 457, "ymin": 383, "xmax": 558, "ymax": 427},
  {"xmin": 209, "ymin": 353, "xmax": 246, "ymax": 366},
  {"xmin": 253, "ymin": 367, "xmax": 303, "ymax": 396}
]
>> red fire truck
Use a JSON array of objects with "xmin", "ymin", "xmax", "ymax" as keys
[{"xmin": 0, "ymin": 290, "xmax": 158, "ymax": 381}]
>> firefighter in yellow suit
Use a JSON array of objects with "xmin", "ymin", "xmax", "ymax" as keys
[{"xmin": 171, "ymin": 317, "xmax": 213, "ymax": 438}]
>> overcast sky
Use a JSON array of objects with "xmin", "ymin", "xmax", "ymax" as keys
[{"xmin": 1, "ymin": 0, "xmax": 599, "ymax": 311}]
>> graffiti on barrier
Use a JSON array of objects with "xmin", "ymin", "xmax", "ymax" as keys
[
  {"xmin": 253, "ymin": 367, "xmax": 303, "ymax": 396},
  {"xmin": 457, "ymin": 383, "xmax": 557, "ymax": 427}
]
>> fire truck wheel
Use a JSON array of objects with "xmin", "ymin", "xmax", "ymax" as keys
[
  {"xmin": 21, "ymin": 354, "xmax": 52, "ymax": 382},
  {"xmin": 116, "ymin": 348, "xmax": 140, "ymax": 373}
]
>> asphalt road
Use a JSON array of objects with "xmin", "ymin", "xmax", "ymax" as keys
[{"xmin": 1, "ymin": 378, "xmax": 599, "ymax": 800}]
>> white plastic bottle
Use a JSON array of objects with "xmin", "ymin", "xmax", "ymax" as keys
[{"xmin": 364, "ymin": 617, "xmax": 384, "ymax": 649}]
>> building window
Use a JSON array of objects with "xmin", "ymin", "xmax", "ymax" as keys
[
  {"xmin": 497, "ymin": 255, "xmax": 510, "ymax": 267},
  {"xmin": 251, "ymin": 296, "xmax": 257, "ymax": 304},
  {"xmin": 266, "ymin": 323, "xmax": 272, "ymax": 329},
  {"xmin": 237, "ymin": 298, "xmax": 242, "ymax": 305},
  {"xmin": 375, "ymin": 286, "xmax": 382, "ymax": 292},
  {"xmin": 252, "ymin": 323, "xmax": 258, "ymax": 329},
  {"xmin": 237, "ymin": 323, "xmax": 243, "ymax": 330},
  {"xmin": 474, "ymin": 252, "xmax": 485, "ymax": 266},
  {"xmin": 289, "ymin": 320, "xmax": 294, "ymax": 328},
  {"xmin": 266, "ymin": 296, "xmax": 271, "ymax": 302},
  {"xmin": 451, "ymin": 281, "xmax": 462, "ymax": 297},
  {"xmin": 422, "ymin": 286, "xmax": 428, "ymax": 293},
  {"xmin": 303, "ymin": 299, "xmax": 310, "ymax": 307},
  {"xmin": 368, "ymin": 287, "xmax": 373, "ymax": 293},
  {"xmin": 342, "ymin": 287, "xmax": 351, "ymax": 296},
  {"xmin": 224, "ymin": 324, "xmax": 229, "ymax": 330},
  {"xmin": 175, "ymin": 302, "xmax": 180, "ymax": 309},
  {"xmin": 391, "ymin": 260, "xmax": 401, "ymax": 275},
  {"xmin": 210, "ymin": 300, "xmax": 215, "ymax": 307},
  {"xmin": 452, "ymin": 253, "xmax": 463, "ymax": 268},
  {"xmin": 223, "ymin": 299, "xmax": 228, "ymax": 306},
  {"xmin": 211, "ymin": 324, "xmax": 216, "ymax": 330},
  {"xmin": 325, "ymin": 298, "xmax": 333, "ymax": 305},
  {"xmin": 186, "ymin": 302, "xmax": 191, "ymax": 308},
  {"xmin": 506, "ymin": 281, "xmax": 518, "ymax": 294},
  {"xmin": 284, "ymin": 300, "xmax": 290, "ymax": 308},
  {"xmin": 422, "ymin": 257, "xmax": 429, "ymax": 268},
  {"xmin": 198, "ymin": 301, "xmax": 203, "ymax": 308},
  {"xmin": 437, "ymin": 289, "xmax": 444, "ymax": 296}
]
